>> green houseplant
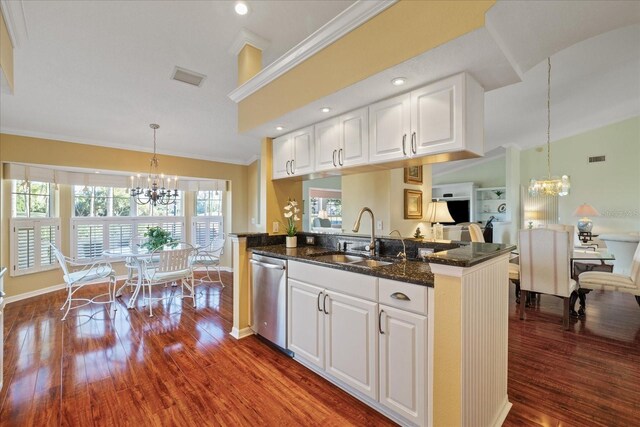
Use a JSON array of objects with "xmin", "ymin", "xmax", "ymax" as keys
[{"xmin": 142, "ymin": 226, "xmax": 178, "ymax": 251}]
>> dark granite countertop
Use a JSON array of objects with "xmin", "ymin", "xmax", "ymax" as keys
[
  {"xmin": 251, "ymin": 245, "xmax": 434, "ymax": 286},
  {"xmin": 229, "ymin": 232, "xmax": 269, "ymax": 238},
  {"xmin": 425, "ymin": 242, "xmax": 517, "ymax": 267}
]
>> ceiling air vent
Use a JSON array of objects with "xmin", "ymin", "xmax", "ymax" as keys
[
  {"xmin": 171, "ymin": 66, "xmax": 207, "ymax": 87},
  {"xmin": 588, "ymin": 155, "xmax": 606, "ymax": 163}
]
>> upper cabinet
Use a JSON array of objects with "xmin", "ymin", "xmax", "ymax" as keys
[
  {"xmin": 370, "ymin": 73, "xmax": 483, "ymax": 164},
  {"xmin": 273, "ymin": 72, "xmax": 484, "ymax": 180},
  {"xmin": 315, "ymin": 107, "xmax": 369, "ymax": 173},
  {"xmin": 273, "ymin": 126, "xmax": 314, "ymax": 179}
]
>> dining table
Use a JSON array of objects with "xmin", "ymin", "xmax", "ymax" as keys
[{"xmin": 103, "ymin": 247, "xmax": 153, "ymax": 309}]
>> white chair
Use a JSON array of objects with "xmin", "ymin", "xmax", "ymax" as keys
[
  {"xmin": 142, "ymin": 243, "xmax": 196, "ymax": 317},
  {"xmin": 578, "ymin": 241, "xmax": 640, "ymax": 310},
  {"xmin": 518, "ymin": 228, "xmax": 577, "ymax": 330},
  {"xmin": 599, "ymin": 233, "xmax": 640, "ymax": 275},
  {"xmin": 193, "ymin": 235, "xmax": 225, "ymax": 287},
  {"xmin": 468, "ymin": 223, "xmax": 484, "ymax": 243},
  {"xmin": 50, "ymin": 243, "xmax": 117, "ymax": 321}
]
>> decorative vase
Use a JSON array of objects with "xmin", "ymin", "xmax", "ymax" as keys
[{"xmin": 286, "ymin": 236, "xmax": 297, "ymax": 248}]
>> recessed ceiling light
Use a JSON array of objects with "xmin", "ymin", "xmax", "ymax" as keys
[
  {"xmin": 276, "ymin": 126, "xmax": 284, "ymax": 131},
  {"xmin": 391, "ymin": 77, "xmax": 406, "ymax": 86},
  {"xmin": 235, "ymin": 2, "xmax": 249, "ymax": 15},
  {"xmin": 320, "ymin": 107, "xmax": 331, "ymax": 113},
  {"xmin": 95, "ymin": 171, "xmax": 100, "ymax": 174}
]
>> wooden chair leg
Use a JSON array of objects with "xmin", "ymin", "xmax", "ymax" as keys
[
  {"xmin": 520, "ymin": 290, "xmax": 527, "ymax": 320},
  {"xmin": 635, "ymin": 295, "xmax": 640, "ymax": 308},
  {"xmin": 563, "ymin": 297, "xmax": 570, "ymax": 330}
]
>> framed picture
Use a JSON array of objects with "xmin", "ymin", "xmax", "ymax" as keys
[
  {"xmin": 404, "ymin": 189, "xmax": 423, "ymax": 219},
  {"xmin": 404, "ymin": 166, "xmax": 423, "ymax": 184}
]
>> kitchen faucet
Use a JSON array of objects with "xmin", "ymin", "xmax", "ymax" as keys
[
  {"xmin": 352, "ymin": 207, "xmax": 376, "ymax": 256},
  {"xmin": 389, "ymin": 229, "xmax": 407, "ymax": 260}
]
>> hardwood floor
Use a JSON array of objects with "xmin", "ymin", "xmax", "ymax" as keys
[{"xmin": 1, "ymin": 274, "xmax": 639, "ymax": 426}]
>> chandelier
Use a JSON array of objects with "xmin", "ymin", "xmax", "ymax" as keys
[
  {"xmin": 130, "ymin": 124, "xmax": 178, "ymax": 206},
  {"xmin": 528, "ymin": 57, "xmax": 570, "ymax": 197}
]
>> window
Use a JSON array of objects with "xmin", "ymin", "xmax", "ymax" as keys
[
  {"xmin": 10, "ymin": 218, "xmax": 61, "ymax": 276},
  {"xmin": 10, "ymin": 180, "xmax": 59, "ymax": 276},
  {"xmin": 196, "ymin": 190, "xmax": 223, "ymax": 216},
  {"xmin": 12, "ymin": 180, "xmax": 53, "ymax": 218},
  {"xmin": 73, "ymin": 186, "xmax": 131, "ymax": 217}
]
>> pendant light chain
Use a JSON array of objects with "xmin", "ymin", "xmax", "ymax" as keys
[{"xmin": 547, "ymin": 57, "xmax": 551, "ymax": 179}]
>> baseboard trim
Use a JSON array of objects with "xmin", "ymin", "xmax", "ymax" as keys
[
  {"xmin": 5, "ymin": 283, "xmax": 67, "ymax": 305},
  {"xmin": 492, "ymin": 400, "xmax": 513, "ymax": 427},
  {"xmin": 229, "ymin": 326, "xmax": 254, "ymax": 340}
]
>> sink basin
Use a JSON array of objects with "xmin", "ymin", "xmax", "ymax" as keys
[
  {"xmin": 349, "ymin": 259, "xmax": 393, "ymax": 268},
  {"xmin": 311, "ymin": 254, "xmax": 366, "ymax": 264}
]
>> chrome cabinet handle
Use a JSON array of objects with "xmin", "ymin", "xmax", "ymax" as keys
[
  {"xmin": 332, "ymin": 150, "xmax": 337, "ymax": 167},
  {"xmin": 323, "ymin": 293, "xmax": 329, "ymax": 314},
  {"xmin": 286, "ymin": 160, "xmax": 291, "ymax": 175},
  {"xmin": 402, "ymin": 134, "xmax": 407, "ymax": 155},
  {"xmin": 338, "ymin": 148, "xmax": 344, "ymax": 166},
  {"xmin": 411, "ymin": 132, "xmax": 417, "ymax": 154},
  {"xmin": 378, "ymin": 309, "xmax": 385, "ymax": 334},
  {"xmin": 391, "ymin": 292, "xmax": 411, "ymax": 301},
  {"xmin": 317, "ymin": 291, "xmax": 323, "ymax": 312},
  {"xmin": 291, "ymin": 159, "xmax": 295, "ymax": 174}
]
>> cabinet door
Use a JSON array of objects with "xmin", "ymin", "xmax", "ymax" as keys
[
  {"xmin": 411, "ymin": 73, "xmax": 463, "ymax": 155},
  {"xmin": 340, "ymin": 107, "xmax": 369, "ymax": 167},
  {"xmin": 369, "ymin": 93, "xmax": 411, "ymax": 164},
  {"xmin": 291, "ymin": 126, "xmax": 314, "ymax": 176},
  {"xmin": 324, "ymin": 291, "xmax": 378, "ymax": 400},
  {"xmin": 314, "ymin": 118, "xmax": 341, "ymax": 172},
  {"xmin": 288, "ymin": 279, "xmax": 324, "ymax": 369},
  {"xmin": 379, "ymin": 305, "xmax": 427, "ymax": 427},
  {"xmin": 272, "ymin": 135, "xmax": 292, "ymax": 180}
]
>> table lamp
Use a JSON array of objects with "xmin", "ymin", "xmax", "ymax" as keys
[
  {"xmin": 573, "ymin": 203, "xmax": 600, "ymax": 233},
  {"xmin": 427, "ymin": 200, "xmax": 454, "ymax": 240},
  {"xmin": 524, "ymin": 210, "xmax": 542, "ymax": 229}
]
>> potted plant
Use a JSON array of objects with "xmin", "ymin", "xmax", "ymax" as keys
[
  {"xmin": 141, "ymin": 226, "xmax": 178, "ymax": 251},
  {"xmin": 284, "ymin": 199, "xmax": 300, "ymax": 248}
]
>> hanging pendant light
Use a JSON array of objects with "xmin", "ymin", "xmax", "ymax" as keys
[
  {"xmin": 130, "ymin": 124, "xmax": 179, "ymax": 206},
  {"xmin": 528, "ymin": 58, "xmax": 570, "ymax": 197}
]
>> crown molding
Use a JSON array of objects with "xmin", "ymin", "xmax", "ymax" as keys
[
  {"xmin": 0, "ymin": 0, "xmax": 28, "ymax": 48},
  {"xmin": 228, "ymin": 28, "xmax": 271, "ymax": 56},
  {"xmin": 228, "ymin": 0, "xmax": 397, "ymax": 103}
]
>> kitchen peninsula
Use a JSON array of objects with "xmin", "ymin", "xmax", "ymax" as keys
[{"xmin": 231, "ymin": 233, "xmax": 514, "ymax": 427}]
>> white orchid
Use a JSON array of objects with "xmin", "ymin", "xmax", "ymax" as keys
[{"xmin": 284, "ymin": 198, "xmax": 300, "ymax": 237}]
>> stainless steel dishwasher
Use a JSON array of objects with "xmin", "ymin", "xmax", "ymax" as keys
[{"xmin": 250, "ymin": 254, "xmax": 289, "ymax": 353}]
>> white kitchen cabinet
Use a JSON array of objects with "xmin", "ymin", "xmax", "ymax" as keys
[
  {"xmin": 288, "ymin": 278, "xmax": 324, "ymax": 369},
  {"xmin": 369, "ymin": 72, "xmax": 483, "ymax": 165},
  {"xmin": 272, "ymin": 126, "xmax": 314, "ymax": 179},
  {"xmin": 315, "ymin": 107, "xmax": 369, "ymax": 172},
  {"xmin": 324, "ymin": 290, "xmax": 378, "ymax": 399},
  {"xmin": 368, "ymin": 93, "xmax": 411, "ymax": 164},
  {"xmin": 379, "ymin": 304, "xmax": 427, "ymax": 426}
]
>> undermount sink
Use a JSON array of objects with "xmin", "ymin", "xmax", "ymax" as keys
[
  {"xmin": 309, "ymin": 252, "xmax": 395, "ymax": 268},
  {"xmin": 349, "ymin": 259, "xmax": 394, "ymax": 268},
  {"xmin": 310, "ymin": 253, "xmax": 365, "ymax": 264}
]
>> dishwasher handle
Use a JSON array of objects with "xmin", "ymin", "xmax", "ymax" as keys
[{"xmin": 250, "ymin": 259, "xmax": 286, "ymax": 270}]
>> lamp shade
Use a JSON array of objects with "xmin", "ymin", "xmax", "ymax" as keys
[
  {"xmin": 427, "ymin": 201, "xmax": 454, "ymax": 223},
  {"xmin": 573, "ymin": 203, "xmax": 600, "ymax": 217}
]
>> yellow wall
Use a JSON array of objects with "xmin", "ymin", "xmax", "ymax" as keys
[
  {"xmin": 0, "ymin": 10, "xmax": 14, "ymax": 92},
  {"xmin": 0, "ymin": 133, "xmax": 249, "ymax": 298},
  {"xmin": 238, "ymin": 0, "xmax": 494, "ymax": 132},
  {"xmin": 246, "ymin": 159, "xmax": 263, "ymax": 232},
  {"xmin": 238, "ymin": 44, "xmax": 262, "ymax": 86}
]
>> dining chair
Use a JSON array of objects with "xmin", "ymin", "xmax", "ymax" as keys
[
  {"xmin": 142, "ymin": 243, "xmax": 196, "ymax": 317},
  {"xmin": 518, "ymin": 228, "xmax": 577, "ymax": 330},
  {"xmin": 578, "ymin": 241, "xmax": 640, "ymax": 310},
  {"xmin": 468, "ymin": 223, "xmax": 484, "ymax": 243},
  {"xmin": 50, "ymin": 243, "xmax": 117, "ymax": 321},
  {"xmin": 193, "ymin": 234, "xmax": 226, "ymax": 287}
]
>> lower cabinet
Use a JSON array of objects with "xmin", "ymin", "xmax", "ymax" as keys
[
  {"xmin": 288, "ymin": 278, "xmax": 378, "ymax": 399},
  {"xmin": 379, "ymin": 305, "xmax": 427, "ymax": 426}
]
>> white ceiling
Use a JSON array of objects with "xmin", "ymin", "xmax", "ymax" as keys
[{"xmin": 1, "ymin": 0, "xmax": 639, "ymax": 168}]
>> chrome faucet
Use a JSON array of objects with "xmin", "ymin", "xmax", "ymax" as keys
[
  {"xmin": 352, "ymin": 207, "xmax": 376, "ymax": 256},
  {"xmin": 389, "ymin": 229, "xmax": 407, "ymax": 260}
]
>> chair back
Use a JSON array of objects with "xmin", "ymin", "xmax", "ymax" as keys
[
  {"xmin": 519, "ymin": 228, "xmax": 573, "ymax": 297},
  {"xmin": 154, "ymin": 243, "xmax": 195, "ymax": 273},
  {"xmin": 600, "ymin": 235, "xmax": 639, "ymax": 275},
  {"xmin": 468, "ymin": 223, "xmax": 484, "ymax": 242},
  {"xmin": 630, "ymin": 242, "xmax": 640, "ymax": 285},
  {"xmin": 49, "ymin": 242, "xmax": 71, "ymax": 278}
]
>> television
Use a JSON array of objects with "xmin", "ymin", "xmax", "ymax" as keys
[{"xmin": 440, "ymin": 200, "xmax": 469, "ymax": 224}]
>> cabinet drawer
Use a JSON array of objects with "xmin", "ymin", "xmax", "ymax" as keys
[
  {"xmin": 289, "ymin": 261, "xmax": 377, "ymax": 301},
  {"xmin": 379, "ymin": 278, "xmax": 428, "ymax": 315}
]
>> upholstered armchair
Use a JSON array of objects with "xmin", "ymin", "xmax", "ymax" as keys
[
  {"xmin": 579, "ymin": 241, "xmax": 640, "ymax": 310},
  {"xmin": 599, "ymin": 233, "xmax": 640, "ymax": 275},
  {"xmin": 518, "ymin": 228, "xmax": 577, "ymax": 330}
]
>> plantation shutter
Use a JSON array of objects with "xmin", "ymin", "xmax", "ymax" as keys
[
  {"xmin": 108, "ymin": 223, "xmax": 133, "ymax": 251},
  {"xmin": 17, "ymin": 225, "xmax": 35, "ymax": 271},
  {"xmin": 40, "ymin": 224, "xmax": 58, "ymax": 266},
  {"xmin": 10, "ymin": 218, "xmax": 61, "ymax": 276},
  {"xmin": 191, "ymin": 216, "xmax": 223, "ymax": 247},
  {"xmin": 75, "ymin": 223, "xmax": 104, "ymax": 259}
]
